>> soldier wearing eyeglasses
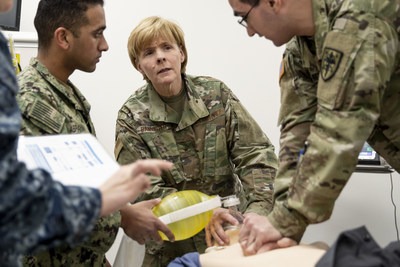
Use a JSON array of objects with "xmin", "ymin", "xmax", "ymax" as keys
[{"xmin": 228, "ymin": 0, "xmax": 400, "ymax": 256}]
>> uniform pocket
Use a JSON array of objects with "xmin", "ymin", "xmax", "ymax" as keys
[
  {"xmin": 142, "ymin": 130, "xmax": 186, "ymax": 185},
  {"xmin": 317, "ymin": 30, "xmax": 363, "ymax": 110},
  {"xmin": 176, "ymin": 140, "xmax": 201, "ymax": 180},
  {"xmin": 204, "ymin": 124, "xmax": 231, "ymax": 178},
  {"xmin": 252, "ymin": 168, "xmax": 274, "ymax": 193}
]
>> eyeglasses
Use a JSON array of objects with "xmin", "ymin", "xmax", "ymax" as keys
[{"xmin": 237, "ymin": 0, "xmax": 260, "ymax": 28}]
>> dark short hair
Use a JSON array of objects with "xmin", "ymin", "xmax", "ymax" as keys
[
  {"xmin": 239, "ymin": 0, "xmax": 259, "ymax": 5},
  {"xmin": 34, "ymin": 0, "xmax": 104, "ymax": 49}
]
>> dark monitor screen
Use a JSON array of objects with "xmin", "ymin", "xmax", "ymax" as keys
[{"xmin": 0, "ymin": 0, "xmax": 22, "ymax": 31}]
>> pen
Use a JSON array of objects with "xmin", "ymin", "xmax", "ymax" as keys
[{"xmin": 297, "ymin": 141, "xmax": 309, "ymax": 163}]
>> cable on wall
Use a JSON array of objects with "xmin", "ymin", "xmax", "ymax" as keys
[{"xmin": 389, "ymin": 172, "xmax": 399, "ymax": 242}]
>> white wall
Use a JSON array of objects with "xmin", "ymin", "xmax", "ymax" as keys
[
  {"xmin": 15, "ymin": 0, "xmax": 283, "ymax": 156},
  {"xmin": 302, "ymin": 171, "xmax": 400, "ymax": 247},
  {"xmin": 10, "ymin": 0, "xmax": 400, "ymax": 264},
  {"xmin": 78, "ymin": 0, "xmax": 283, "ymax": 157}
]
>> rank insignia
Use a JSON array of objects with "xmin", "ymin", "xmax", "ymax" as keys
[{"xmin": 321, "ymin": 47, "xmax": 343, "ymax": 81}]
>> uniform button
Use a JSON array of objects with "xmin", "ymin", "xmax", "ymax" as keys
[{"xmin": 363, "ymin": 234, "xmax": 371, "ymax": 242}]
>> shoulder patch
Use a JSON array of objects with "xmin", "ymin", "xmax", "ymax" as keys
[
  {"xmin": 27, "ymin": 99, "xmax": 65, "ymax": 133},
  {"xmin": 279, "ymin": 59, "xmax": 285, "ymax": 83},
  {"xmin": 321, "ymin": 47, "xmax": 343, "ymax": 81}
]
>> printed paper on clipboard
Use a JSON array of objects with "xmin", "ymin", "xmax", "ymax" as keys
[{"xmin": 17, "ymin": 133, "xmax": 120, "ymax": 187}]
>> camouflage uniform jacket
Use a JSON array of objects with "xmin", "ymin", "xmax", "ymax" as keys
[
  {"xmin": 0, "ymin": 33, "xmax": 101, "ymax": 267},
  {"xmin": 270, "ymin": 0, "xmax": 400, "ymax": 241},
  {"xmin": 16, "ymin": 58, "xmax": 120, "ymax": 266},
  {"xmin": 115, "ymin": 74, "xmax": 277, "ymax": 256}
]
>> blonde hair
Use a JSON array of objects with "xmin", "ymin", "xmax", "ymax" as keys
[{"xmin": 127, "ymin": 16, "xmax": 188, "ymax": 82}]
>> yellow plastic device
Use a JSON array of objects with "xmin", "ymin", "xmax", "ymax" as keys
[
  {"xmin": 152, "ymin": 190, "xmax": 221, "ymax": 241},
  {"xmin": 8, "ymin": 34, "xmax": 20, "ymax": 74}
]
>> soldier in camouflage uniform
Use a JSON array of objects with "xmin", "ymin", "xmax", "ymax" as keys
[
  {"xmin": 0, "ymin": 32, "xmax": 102, "ymax": 267},
  {"xmin": 115, "ymin": 16, "xmax": 278, "ymax": 266},
  {"xmin": 227, "ymin": 0, "xmax": 400, "ymax": 255},
  {"xmin": 0, "ymin": 1, "xmax": 171, "ymax": 266},
  {"xmin": 17, "ymin": 1, "xmax": 118, "ymax": 266}
]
